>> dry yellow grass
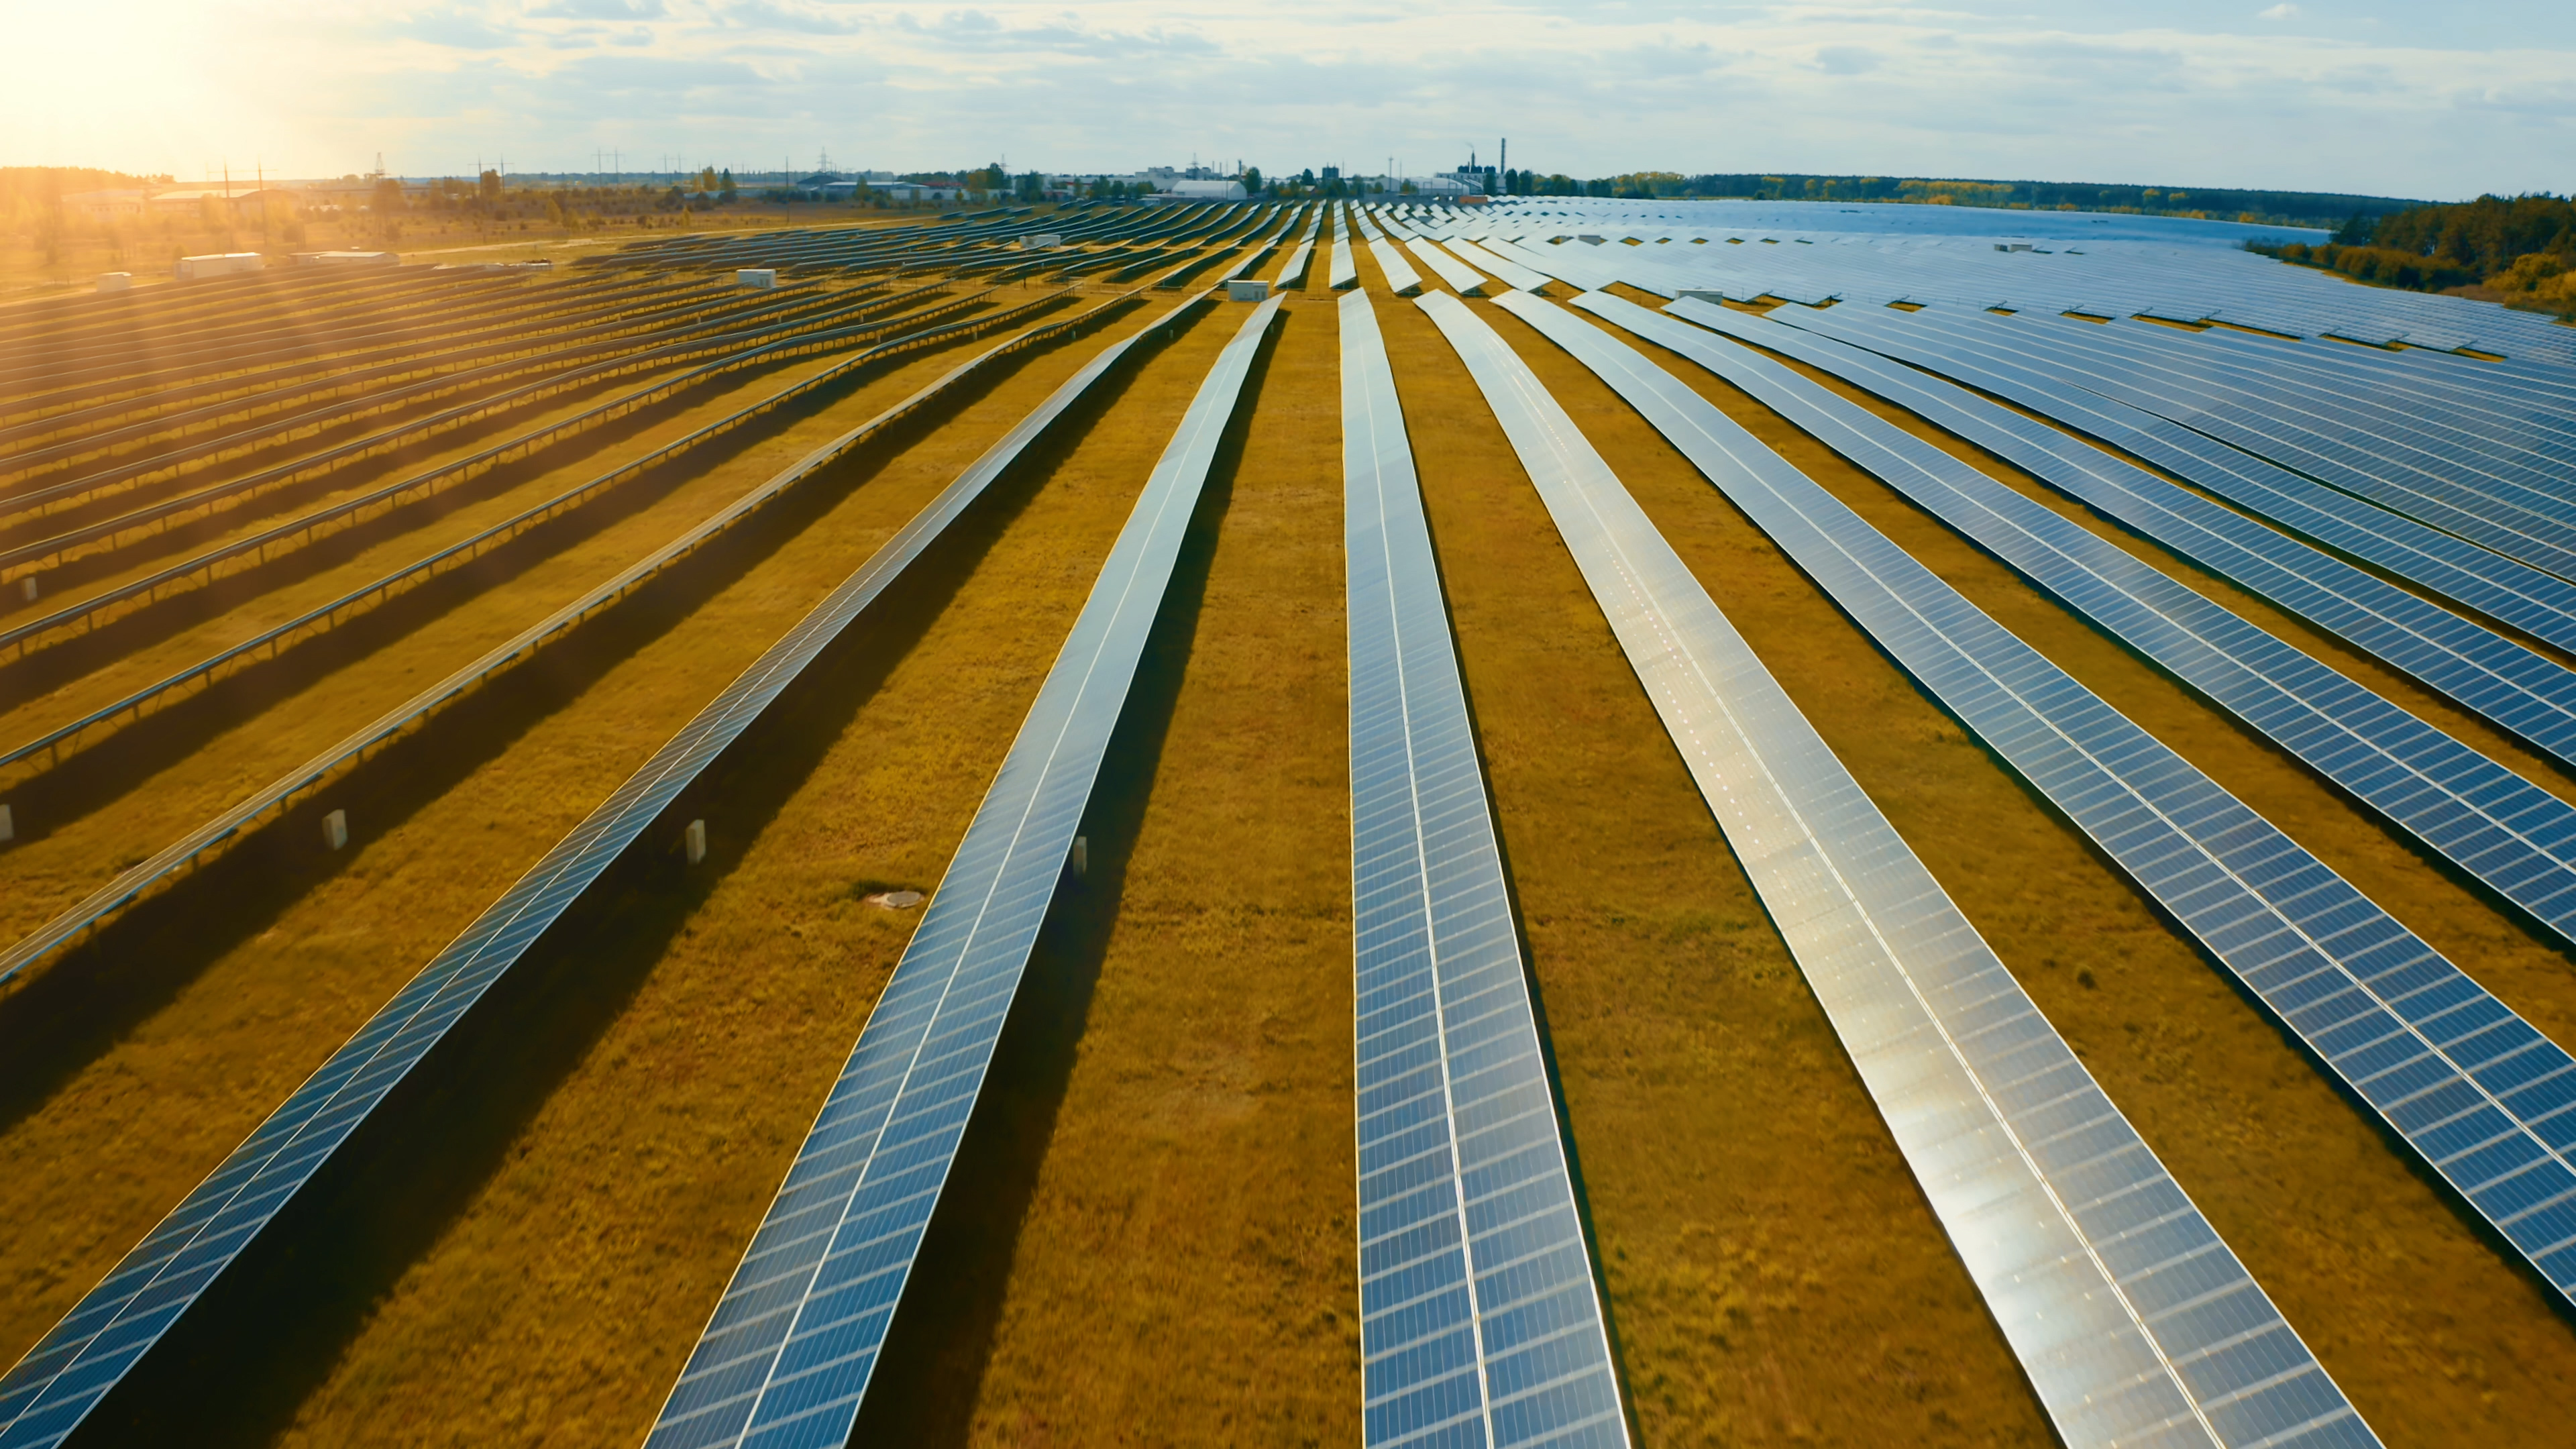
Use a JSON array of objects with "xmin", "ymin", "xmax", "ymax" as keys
[
  {"xmin": 1519, "ymin": 299, "xmax": 2576, "ymax": 1440},
  {"xmin": 0, "ymin": 278, "xmax": 899, "ymax": 608},
  {"xmin": 1, "ymin": 338, "xmax": 879, "ymax": 747},
  {"xmin": 0, "ymin": 316, "xmax": 1011, "ymax": 951},
  {"xmin": 1368, "ymin": 271, "xmax": 2056, "ymax": 1447},
  {"xmin": 9, "ymin": 242, "xmax": 2573, "ymax": 1446},
  {"xmin": 160, "ymin": 301, "xmax": 1272, "ymax": 1446},
  {"xmin": 934, "ymin": 290, "xmax": 1358, "ymax": 1444},
  {"xmin": 0, "ymin": 301, "xmax": 1140, "ymax": 1388}
]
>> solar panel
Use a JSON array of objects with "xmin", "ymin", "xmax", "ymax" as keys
[
  {"xmin": 1440, "ymin": 239, "xmax": 1549, "ymax": 294},
  {"xmin": 1340, "ymin": 291, "xmax": 1629, "ymax": 1449},
  {"xmin": 1434, "ymin": 289, "xmax": 2375, "ymax": 1449},
  {"xmin": 1685, "ymin": 306, "xmax": 2576, "ymax": 775},
  {"xmin": 1332, "ymin": 206, "xmax": 1361, "ymax": 292},
  {"xmin": 1768, "ymin": 305, "xmax": 2576, "ymax": 659},
  {"xmin": 0, "ymin": 284, "xmax": 1103, "ymax": 991},
  {"xmin": 1279, "ymin": 205, "xmax": 1323, "ymax": 290},
  {"xmin": 1878, "ymin": 315, "xmax": 2576, "ymax": 580},
  {"xmin": 1544, "ymin": 287, "xmax": 2576, "ymax": 1326},
  {"xmin": 1368, "ymin": 235, "xmax": 1426, "ymax": 297},
  {"xmin": 1647, "ymin": 296, "xmax": 2576, "ymax": 957},
  {"xmin": 643, "ymin": 294, "xmax": 1283, "ymax": 1449},
  {"xmin": 0, "ymin": 294, "xmax": 1214, "ymax": 1449},
  {"xmin": 1452, "ymin": 198, "xmax": 2576, "ymax": 370},
  {"xmin": 1402, "ymin": 236, "xmax": 1489, "ymax": 294}
]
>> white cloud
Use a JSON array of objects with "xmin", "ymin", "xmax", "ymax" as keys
[
  {"xmin": 4, "ymin": 0, "xmax": 2571, "ymax": 199},
  {"xmin": 2259, "ymin": 4, "xmax": 2302, "ymax": 19}
]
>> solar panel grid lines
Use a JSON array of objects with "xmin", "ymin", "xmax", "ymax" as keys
[
  {"xmin": 2176, "ymin": 361, "xmax": 2576, "ymax": 468},
  {"xmin": 2155, "ymin": 323, "xmax": 2576, "ymax": 451},
  {"xmin": 0, "ymin": 273, "xmax": 722, "ymax": 468},
  {"xmin": 1550, "ymin": 288, "xmax": 2576, "ymax": 1322},
  {"xmin": 1367, "ymin": 233, "xmax": 1427, "ymax": 298},
  {"xmin": 1433, "ymin": 287, "xmax": 2373, "ymax": 1449},
  {"xmin": 0, "ymin": 287, "xmax": 1119, "ymax": 990},
  {"xmin": 2047, "ymin": 313, "xmax": 2576, "ymax": 467},
  {"xmin": 1646, "ymin": 295, "xmax": 2576, "ymax": 960},
  {"xmin": 1281, "ymin": 238, "xmax": 1319, "ymax": 290},
  {"xmin": 1, "ymin": 280, "xmax": 981, "ymax": 578},
  {"xmin": 2259, "ymin": 330, "xmax": 2576, "ymax": 408},
  {"xmin": 1460, "ymin": 201, "xmax": 2576, "ymax": 366},
  {"xmin": 1332, "ymin": 211, "xmax": 1362, "ymax": 292},
  {"xmin": 1966, "ymin": 317, "xmax": 2576, "ymax": 527},
  {"xmin": 1772, "ymin": 305, "xmax": 2576, "ymax": 661},
  {"xmin": 1441, "ymin": 239, "xmax": 1550, "ymax": 294},
  {"xmin": 1682, "ymin": 305, "xmax": 2576, "ymax": 777},
  {"xmin": 1214, "ymin": 209, "xmax": 1299, "ymax": 286},
  {"xmin": 1874, "ymin": 315, "xmax": 2576, "ymax": 582},
  {"xmin": 1, "ymin": 274, "xmax": 759, "ymax": 482},
  {"xmin": 1403, "ymin": 237, "xmax": 1491, "ymax": 296},
  {"xmin": 1339, "ymin": 291, "xmax": 1629, "ymax": 1449},
  {"xmin": 0, "ymin": 291, "xmax": 1208, "ymax": 1449},
  {"xmin": 1485, "ymin": 239, "xmax": 1619, "ymax": 294},
  {"xmin": 647, "ymin": 292, "xmax": 1282, "ymax": 1449},
  {"xmin": 0, "ymin": 281, "xmax": 1025, "ymax": 672}
]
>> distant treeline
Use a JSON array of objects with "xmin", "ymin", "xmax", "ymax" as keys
[
  {"xmin": 2251, "ymin": 193, "xmax": 2575, "ymax": 319},
  {"xmin": 1485, "ymin": 170, "xmax": 2420, "ymax": 228},
  {"xmin": 1, "ymin": 166, "xmax": 171, "ymax": 212}
]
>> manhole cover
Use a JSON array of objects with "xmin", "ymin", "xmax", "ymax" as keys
[{"xmin": 865, "ymin": 890, "xmax": 925, "ymax": 910}]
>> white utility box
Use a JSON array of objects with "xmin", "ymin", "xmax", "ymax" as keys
[
  {"xmin": 174, "ymin": 252, "xmax": 264, "ymax": 280},
  {"xmin": 96, "ymin": 272, "xmax": 131, "ymax": 292},
  {"xmin": 737, "ymin": 268, "xmax": 778, "ymax": 288},
  {"xmin": 1227, "ymin": 278, "xmax": 1271, "ymax": 302}
]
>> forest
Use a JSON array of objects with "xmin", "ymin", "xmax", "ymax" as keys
[{"xmin": 2253, "ymin": 193, "xmax": 2576, "ymax": 319}]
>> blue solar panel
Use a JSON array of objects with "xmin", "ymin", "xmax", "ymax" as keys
[
  {"xmin": 1911, "ymin": 311, "xmax": 2576, "ymax": 582},
  {"xmin": 1640, "ymin": 295, "xmax": 2576, "ymax": 956},
  {"xmin": 1682, "ymin": 303, "xmax": 2576, "ymax": 775},
  {"xmin": 1768, "ymin": 304, "xmax": 2576, "ymax": 659},
  {"xmin": 1444, "ymin": 289, "xmax": 2376, "ymax": 1449},
  {"xmin": 643, "ymin": 294, "xmax": 1283, "ymax": 1449},
  {"xmin": 0, "ymin": 294, "xmax": 1191, "ymax": 1449},
  {"xmin": 1341, "ymin": 291, "xmax": 1628, "ymax": 1449},
  {"xmin": 1521, "ymin": 287, "xmax": 2576, "ymax": 1325}
]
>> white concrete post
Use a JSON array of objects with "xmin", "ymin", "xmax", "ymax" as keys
[
  {"xmin": 1069, "ymin": 835, "xmax": 1087, "ymax": 879},
  {"xmin": 323, "ymin": 809, "xmax": 348, "ymax": 851},
  {"xmin": 686, "ymin": 818, "xmax": 707, "ymax": 865}
]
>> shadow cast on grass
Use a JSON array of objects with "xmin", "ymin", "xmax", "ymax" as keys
[
  {"xmin": 58, "ymin": 307, "xmax": 1179, "ymax": 1449},
  {"xmin": 849, "ymin": 311, "xmax": 1273, "ymax": 1448},
  {"xmin": 0, "ymin": 363, "xmax": 710, "ymax": 608},
  {"xmin": 0, "ymin": 314, "xmax": 1116, "ymax": 1147},
  {"xmin": 0, "ymin": 343, "xmax": 965, "ymax": 838}
]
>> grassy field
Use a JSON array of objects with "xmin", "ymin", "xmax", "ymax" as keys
[
  {"xmin": 12, "ymin": 210, "xmax": 2576, "ymax": 1446},
  {"xmin": 928, "ymin": 286, "xmax": 1358, "ymax": 1444},
  {"xmin": 0, "ymin": 299, "xmax": 1129, "ymax": 1385},
  {"xmin": 0, "ymin": 204, "xmax": 946, "ymax": 304},
  {"xmin": 0, "ymin": 325, "xmax": 885, "ymax": 737},
  {"xmin": 0, "ymin": 308, "xmax": 1022, "ymax": 951},
  {"xmin": 1528, "ymin": 294, "xmax": 2576, "ymax": 1441},
  {"xmin": 203, "ymin": 299, "xmax": 1283, "ymax": 1446}
]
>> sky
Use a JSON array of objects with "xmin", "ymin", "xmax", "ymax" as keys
[{"xmin": 4, "ymin": 1, "xmax": 2570, "ymax": 200}]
